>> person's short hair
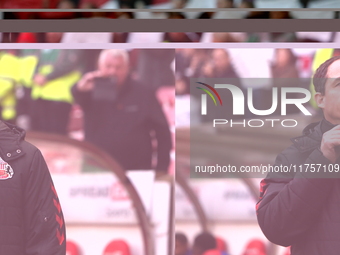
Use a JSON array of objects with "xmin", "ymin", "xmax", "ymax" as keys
[
  {"xmin": 193, "ymin": 232, "xmax": 216, "ymax": 252},
  {"xmin": 241, "ymin": 0, "xmax": 254, "ymax": 8},
  {"xmin": 175, "ymin": 232, "xmax": 188, "ymax": 245},
  {"xmin": 313, "ymin": 55, "xmax": 340, "ymax": 94},
  {"xmin": 98, "ymin": 49, "xmax": 129, "ymax": 66}
]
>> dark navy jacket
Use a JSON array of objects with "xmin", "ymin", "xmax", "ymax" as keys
[
  {"xmin": 72, "ymin": 76, "xmax": 172, "ymax": 172},
  {"xmin": 256, "ymin": 119, "xmax": 340, "ymax": 255},
  {"xmin": 0, "ymin": 121, "xmax": 66, "ymax": 254}
]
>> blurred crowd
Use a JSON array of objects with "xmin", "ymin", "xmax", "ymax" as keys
[
  {"xmin": 0, "ymin": 0, "xmax": 340, "ymax": 19},
  {"xmin": 1, "ymin": 0, "xmax": 340, "ymax": 10},
  {"xmin": 0, "ymin": 48, "xmax": 175, "ymax": 172},
  {"xmin": 2, "ymin": 31, "xmax": 340, "ymax": 43},
  {"xmin": 175, "ymin": 232, "xmax": 290, "ymax": 255}
]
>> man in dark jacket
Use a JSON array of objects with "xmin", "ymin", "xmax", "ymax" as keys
[
  {"xmin": 0, "ymin": 120, "xmax": 66, "ymax": 254},
  {"xmin": 72, "ymin": 49, "xmax": 172, "ymax": 173},
  {"xmin": 256, "ymin": 55, "xmax": 340, "ymax": 254}
]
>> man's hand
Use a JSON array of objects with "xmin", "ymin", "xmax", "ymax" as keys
[
  {"xmin": 320, "ymin": 125, "xmax": 340, "ymax": 163},
  {"xmin": 34, "ymin": 74, "xmax": 47, "ymax": 87},
  {"xmin": 77, "ymin": 70, "xmax": 103, "ymax": 92}
]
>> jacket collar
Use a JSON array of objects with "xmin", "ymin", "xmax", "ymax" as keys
[
  {"xmin": 291, "ymin": 118, "xmax": 332, "ymax": 153},
  {"xmin": 0, "ymin": 121, "xmax": 26, "ymax": 162},
  {"xmin": 320, "ymin": 118, "xmax": 337, "ymax": 133}
]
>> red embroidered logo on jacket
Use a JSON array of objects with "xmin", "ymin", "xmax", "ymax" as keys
[
  {"xmin": 51, "ymin": 183, "xmax": 65, "ymax": 245},
  {"xmin": 0, "ymin": 157, "xmax": 14, "ymax": 180}
]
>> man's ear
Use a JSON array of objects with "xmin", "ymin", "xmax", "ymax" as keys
[{"xmin": 314, "ymin": 92, "xmax": 325, "ymax": 109}]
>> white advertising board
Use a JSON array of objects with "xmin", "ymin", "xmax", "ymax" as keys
[
  {"xmin": 175, "ymin": 179, "xmax": 257, "ymax": 222},
  {"xmin": 52, "ymin": 171, "xmax": 155, "ymax": 224}
]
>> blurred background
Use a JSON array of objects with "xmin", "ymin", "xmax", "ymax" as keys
[
  {"xmin": 0, "ymin": 0, "xmax": 340, "ymax": 10},
  {"xmin": 0, "ymin": 43, "xmax": 337, "ymax": 255},
  {"xmin": 0, "ymin": 0, "xmax": 340, "ymax": 20},
  {"xmin": 3, "ymin": 31, "xmax": 340, "ymax": 44},
  {"xmin": 175, "ymin": 47, "xmax": 334, "ymax": 255},
  {"xmin": 2, "ymin": 31, "xmax": 340, "ymax": 43}
]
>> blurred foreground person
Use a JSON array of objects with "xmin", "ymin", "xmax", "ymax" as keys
[
  {"xmin": 72, "ymin": 49, "xmax": 172, "ymax": 173},
  {"xmin": 257, "ymin": 55, "xmax": 340, "ymax": 254},
  {"xmin": 0, "ymin": 120, "xmax": 66, "ymax": 254}
]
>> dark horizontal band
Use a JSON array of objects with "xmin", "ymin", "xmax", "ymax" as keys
[
  {"xmin": 0, "ymin": 19, "xmax": 340, "ymax": 32},
  {"xmin": 0, "ymin": 19, "xmax": 339, "ymax": 32}
]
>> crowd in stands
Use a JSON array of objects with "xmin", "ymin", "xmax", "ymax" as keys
[
  {"xmin": 0, "ymin": 0, "xmax": 339, "ymax": 20},
  {"xmin": 1, "ymin": 0, "xmax": 340, "ymax": 10},
  {"xmin": 2, "ymin": 31, "xmax": 340, "ymax": 43}
]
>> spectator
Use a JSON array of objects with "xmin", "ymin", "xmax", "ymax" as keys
[
  {"xmin": 175, "ymin": 49, "xmax": 209, "ymax": 78},
  {"xmin": 196, "ymin": 0, "xmax": 228, "ymax": 19},
  {"xmin": 44, "ymin": 32, "xmax": 63, "ymax": 43},
  {"xmin": 175, "ymin": 74, "xmax": 199, "ymax": 127},
  {"xmin": 212, "ymin": 32, "xmax": 241, "ymax": 43},
  {"xmin": 216, "ymin": 0, "xmax": 234, "ymax": 8},
  {"xmin": 61, "ymin": 32, "xmax": 113, "ymax": 43},
  {"xmin": 202, "ymin": 49, "xmax": 241, "ymax": 79},
  {"xmin": 16, "ymin": 33, "xmax": 37, "ymax": 43},
  {"xmin": 134, "ymin": 49, "xmax": 175, "ymax": 90},
  {"xmin": 30, "ymin": 49, "xmax": 81, "ymax": 135},
  {"xmin": 117, "ymin": 0, "xmax": 151, "ymax": 8},
  {"xmin": 72, "ymin": 49, "xmax": 172, "ymax": 173},
  {"xmin": 267, "ymin": 12, "xmax": 297, "ymax": 42},
  {"xmin": 239, "ymin": 0, "xmax": 254, "ymax": 8},
  {"xmin": 172, "ymin": 0, "xmax": 189, "ymax": 8},
  {"xmin": 58, "ymin": 0, "xmax": 77, "ymax": 8},
  {"xmin": 163, "ymin": 8, "xmax": 201, "ymax": 42},
  {"xmin": 197, "ymin": 12, "xmax": 214, "ymax": 19},
  {"xmin": 167, "ymin": 12, "xmax": 187, "ymax": 19},
  {"xmin": 215, "ymin": 237, "xmax": 229, "ymax": 255},
  {"xmin": 204, "ymin": 251, "xmax": 222, "ymax": 255},
  {"xmin": 271, "ymin": 49, "xmax": 299, "ymax": 81},
  {"xmin": 242, "ymin": 239, "xmax": 266, "ymax": 255},
  {"xmin": 38, "ymin": 0, "xmax": 76, "ymax": 19},
  {"xmin": 199, "ymin": 49, "xmax": 244, "ymax": 121},
  {"xmin": 116, "ymin": 12, "xmax": 135, "ymax": 19},
  {"xmin": 163, "ymin": 32, "xmax": 200, "ymax": 43},
  {"xmin": 0, "ymin": 51, "xmax": 19, "ymax": 124},
  {"xmin": 192, "ymin": 232, "xmax": 217, "ymax": 255},
  {"xmin": 270, "ymin": 49, "xmax": 302, "ymax": 115},
  {"xmin": 175, "ymin": 232, "xmax": 190, "ymax": 255}
]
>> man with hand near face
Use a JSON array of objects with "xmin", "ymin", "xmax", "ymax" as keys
[
  {"xmin": 72, "ymin": 49, "xmax": 172, "ymax": 174},
  {"xmin": 256, "ymin": 55, "xmax": 340, "ymax": 254}
]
